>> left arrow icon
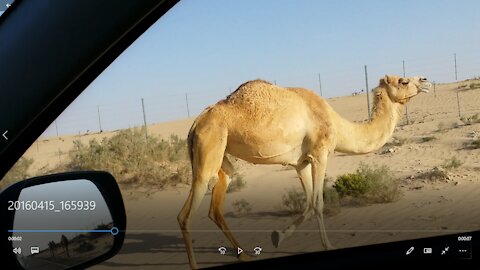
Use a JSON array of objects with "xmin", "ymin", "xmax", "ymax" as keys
[{"xmin": 3, "ymin": 130, "xmax": 8, "ymax": 140}]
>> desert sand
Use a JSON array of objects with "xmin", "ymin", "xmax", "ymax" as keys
[{"xmin": 20, "ymin": 80, "xmax": 480, "ymax": 269}]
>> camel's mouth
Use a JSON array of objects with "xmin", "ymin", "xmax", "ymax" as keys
[
  {"xmin": 419, "ymin": 88, "xmax": 429, "ymax": 93},
  {"xmin": 418, "ymin": 82, "xmax": 432, "ymax": 93}
]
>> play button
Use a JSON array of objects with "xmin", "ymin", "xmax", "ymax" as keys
[{"xmin": 237, "ymin": 247, "xmax": 243, "ymax": 255}]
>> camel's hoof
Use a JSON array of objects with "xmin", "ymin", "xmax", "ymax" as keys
[
  {"xmin": 324, "ymin": 243, "xmax": 335, "ymax": 251},
  {"xmin": 237, "ymin": 252, "xmax": 251, "ymax": 262},
  {"xmin": 271, "ymin": 230, "xmax": 283, "ymax": 248}
]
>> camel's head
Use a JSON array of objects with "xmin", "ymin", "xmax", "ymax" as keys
[{"xmin": 380, "ymin": 75, "xmax": 431, "ymax": 104}]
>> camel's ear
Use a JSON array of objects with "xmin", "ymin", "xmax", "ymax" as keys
[{"xmin": 383, "ymin": 75, "xmax": 392, "ymax": 85}]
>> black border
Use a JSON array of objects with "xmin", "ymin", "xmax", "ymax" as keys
[
  {"xmin": 207, "ymin": 231, "xmax": 478, "ymax": 269},
  {"xmin": 0, "ymin": 171, "xmax": 126, "ymax": 270}
]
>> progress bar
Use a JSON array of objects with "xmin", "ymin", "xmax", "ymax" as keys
[{"xmin": 8, "ymin": 227, "xmax": 119, "ymax": 235}]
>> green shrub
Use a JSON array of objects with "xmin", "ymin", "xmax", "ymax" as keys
[
  {"xmin": 334, "ymin": 173, "xmax": 368, "ymax": 197},
  {"xmin": 333, "ymin": 163, "xmax": 402, "ymax": 204},
  {"xmin": 323, "ymin": 183, "xmax": 341, "ymax": 216},
  {"xmin": 0, "ymin": 157, "xmax": 33, "ymax": 190},
  {"xmin": 281, "ymin": 179, "xmax": 340, "ymax": 215},
  {"xmin": 281, "ymin": 188, "xmax": 306, "ymax": 214},
  {"xmin": 57, "ymin": 128, "xmax": 191, "ymax": 189},
  {"xmin": 226, "ymin": 173, "xmax": 247, "ymax": 193},
  {"xmin": 232, "ymin": 199, "xmax": 252, "ymax": 216}
]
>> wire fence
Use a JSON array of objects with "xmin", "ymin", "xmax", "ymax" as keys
[
  {"xmin": 43, "ymin": 82, "xmax": 480, "ymax": 138},
  {"xmin": 35, "ymin": 49, "xmax": 480, "ymax": 139},
  {"xmin": 30, "ymin": 81, "xmax": 480, "ymax": 162},
  {"xmin": 22, "ymin": 51, "xmax": 478, "ymax": 172}
]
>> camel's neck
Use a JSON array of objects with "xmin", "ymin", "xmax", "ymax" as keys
[{"xmin": 333, "ymin": 87, "xmax": 403, "ymax": 154}]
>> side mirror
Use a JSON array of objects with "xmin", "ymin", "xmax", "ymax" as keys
[{"xmin": 0, "ymin": 171, "xmax": 126, "ymax": 270}]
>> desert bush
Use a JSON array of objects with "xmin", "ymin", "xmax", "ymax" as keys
[
  {"xmin": 417, "ymin": 167, "xmax": 449, "ymax": 181},
  {"xmin": 333, "ymin": 163, "xmax": 402, "ymax": 204},
  {"xmin": 232, "ymin": 199, "xmax": 252, "ymax": 216},
  {"xmin": 465, "ymin": 138, "xmax": 480, "ymax": 149},
  {"xmin": 281, "ymin": 180, "xmax": 340, "ymax": 215},
  {"xmin": 226, "ymin": 173, "xmax": 247, "ymax": 193},
  {"xmin": 442, "ymin": 156, "xmax": 463, "ymax": 170},
  {"xmin": 470, "ymin": 83, "xmax": 480, "ymax": 89},
  {"xmin": 460, "ymin": 113, "xmax": 480, "ymax": 125},
  {"xmin": 58, "ymin": 128, "xmax": 191, "ymax": 189},
  {"xmin": 421, "ymin": 136, "xmax": 437, "ymax": 143},
  {"xmin": 0, "ymin": 157, "xmax": 33, "ymax": 190},
  {"xmin": 323, "ymin": 180, "xmax": 341, "ymax": 216},
  {"xmin": 334, "ymin": 173, "xmax": 368, "ymax": 197},
  {"xmin": 281, "ymin": 188, "xmax": 305, "ymax": 214}
]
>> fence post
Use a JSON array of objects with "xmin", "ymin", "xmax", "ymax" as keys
[
  {"xmin": 97, "ymin": 105, "xmax": 103, "ymax": 132},
  {"xmin": 433, "ymin": 81, "xmax": 436, "ymax": 98},
  {"xmin": 318, "ymin": 73, "xmax": 323, "ymax": 97},
  {"xmin": 141, "ymin": 98, "xmax": 148, "ymax": 142},
  {"xmin": 402, "ymin": 60, "xmax": 409, "ymax": 124},
  {"xmin": 364, "ymin": 65, "xmax": 371, "ymax": 121},
  {"xmin": 185, "ymin": 93, "xmax": 190, "ymax": 118},
  {"xmin": 454, "ymin": 53, "xmax": 458, "ymax": 81},
  {"xmin": 456, "ymin": 90, "xmax": 461, "ymax": 118}
]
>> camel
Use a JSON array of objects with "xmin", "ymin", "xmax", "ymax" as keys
[
  {"xmin": 48, "ymin": 241, "xmax": 57, "ymax": 257},
  {"xmin": 178, "ymin": 75, "xmax": 431, "ymax": 269},
  {"xmin": 60, "ymin": 234, "xmax": 70, "ymax": 257}
]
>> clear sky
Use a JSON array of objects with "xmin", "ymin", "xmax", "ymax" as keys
[{"xmin": 40, "ymin": 0, "xmax": 480, "ymax": 137}]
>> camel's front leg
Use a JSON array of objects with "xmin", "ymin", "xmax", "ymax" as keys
[{"xmin": 311, "ymin": 151, "xmax": 334, "ymax": 250}]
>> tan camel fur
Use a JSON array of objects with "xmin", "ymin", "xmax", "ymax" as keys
[{"xmin": 178, "ymin": 75, "xmax": 431, "ymax": 269}]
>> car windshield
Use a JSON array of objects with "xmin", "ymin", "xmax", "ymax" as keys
[{"xmin": 2, "ymin": 0, "xmax": 480, "ymax": 269}]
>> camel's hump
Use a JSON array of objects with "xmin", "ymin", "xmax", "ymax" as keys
[
  {"xmin": 237, "ymin": 79, "xmax": 273, "ymax": 89},
  {"xmin": 224, "ymin": 79, "xmax": 286, "ymax": 101}
]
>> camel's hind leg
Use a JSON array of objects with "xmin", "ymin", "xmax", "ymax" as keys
[
  {"xmin": 178, "ymin": 129, "xmax": 227, "ymax": 270},
  {"xmin": 209, "ymin": 156, "xmax": 250, "ymax": 261},
  {"xmin": 271, "ymin": 160, "xmax": 315, "ymax": 247}
]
